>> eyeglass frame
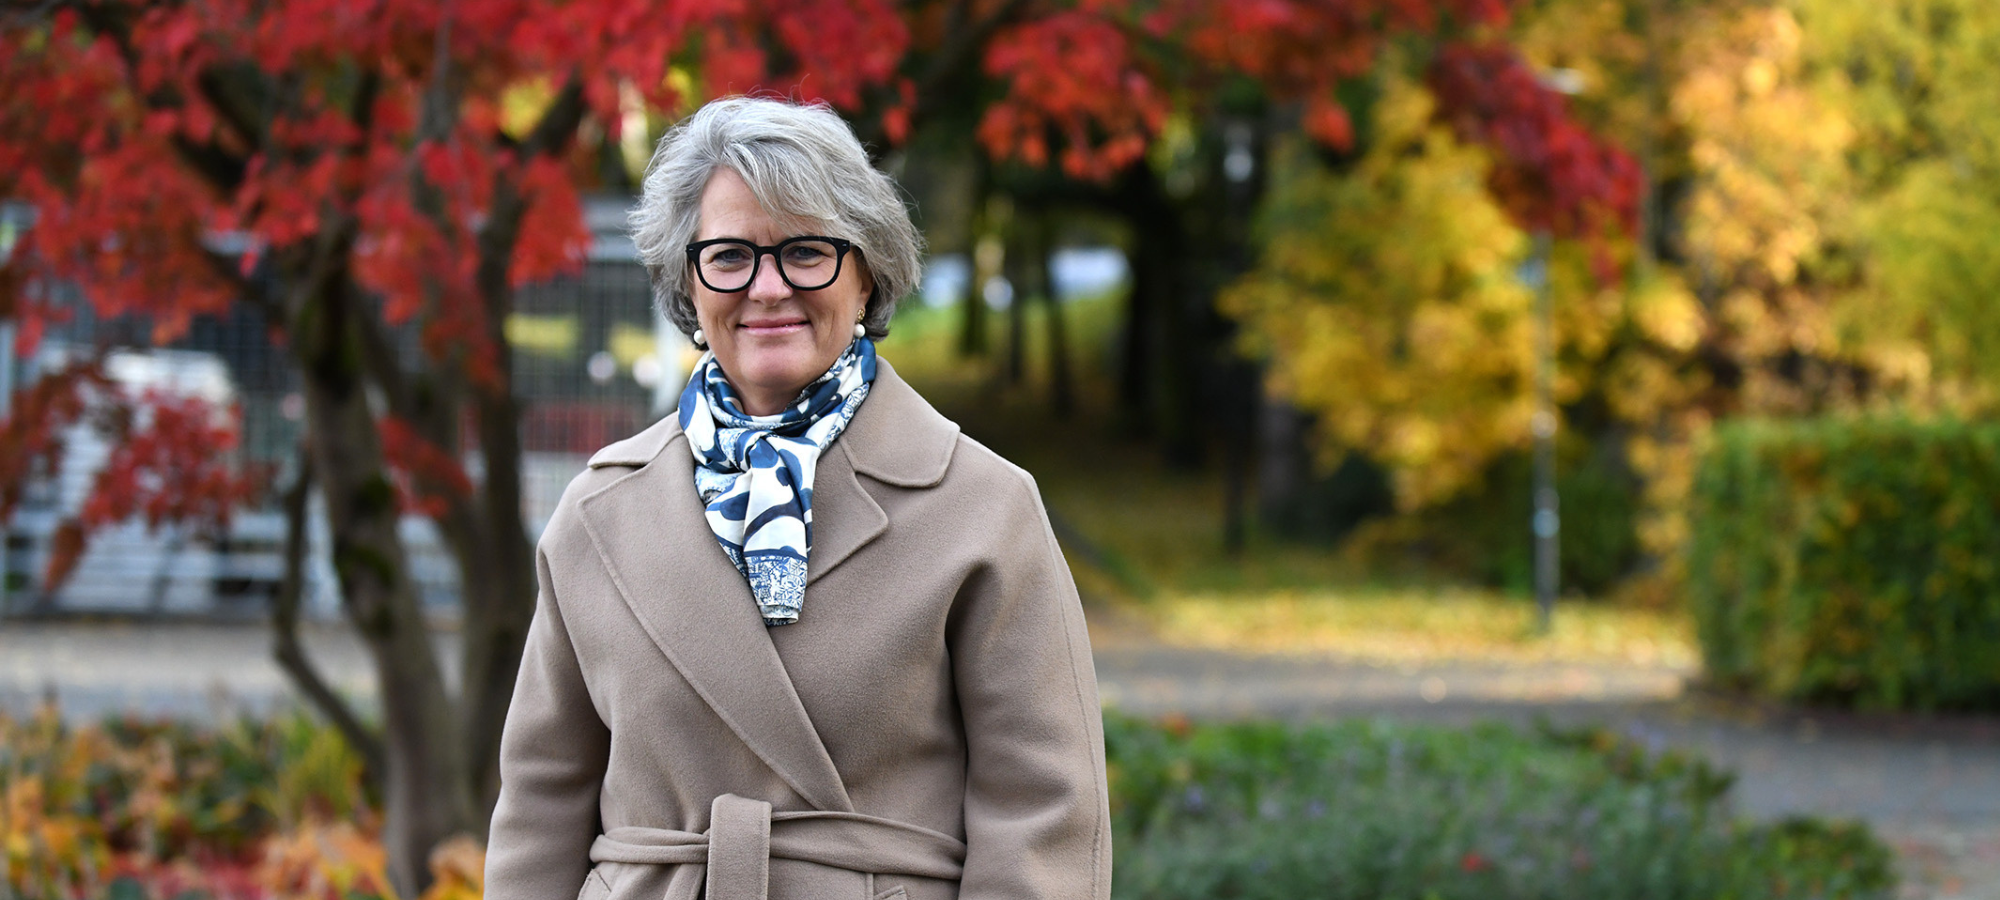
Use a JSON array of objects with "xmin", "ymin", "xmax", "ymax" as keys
[{"xmin": 684, "ymin": 236, "xmax": 856, "ymax": 293}]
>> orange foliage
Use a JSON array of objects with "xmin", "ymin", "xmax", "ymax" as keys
[{"xmin": 2, "ymin": 707, "xmax": 497, "ymax": 900}]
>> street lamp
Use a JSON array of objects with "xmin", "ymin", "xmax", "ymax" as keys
[
  {"xmin": 1528, "ymin": 67, "xmax": 1584, "ymax": 635},
  {"xmin": 1521, "ymin": 234, "xmax": 1558, "ymax": 634}
]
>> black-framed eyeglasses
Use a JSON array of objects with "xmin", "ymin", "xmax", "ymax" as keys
[{"xmin": 685, "ymin": 236, "xmax": 854, "ymax": 293}]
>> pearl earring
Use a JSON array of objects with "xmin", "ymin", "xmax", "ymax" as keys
[
  {"xmin": 691, "ymin": 328, "xmax": 707, "ymax": 349},
  {"xmin": 853, "ymin": 311, "xmax": 867, "ymax": 339}
]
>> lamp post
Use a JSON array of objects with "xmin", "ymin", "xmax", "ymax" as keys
[
  {"xmin": 1528, "ymin": 67, "xmax": 1583, "ymax": 635},
  {"xmin": 1528, "ymin": 232, "xmax": 1558, "ymax": 634}
]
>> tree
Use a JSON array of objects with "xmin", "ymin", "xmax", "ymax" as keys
[
  {"xmin": 0, "ymin": 0, "xmax": 1638, "ymax": 890},
  {"xmin": 1226, "ymin": 0, "xmax": 2000, "ymax": 588},
  {"xmin": 933, "ymin": 0, "xmax": 1642, "ymax": 473},
  {"xmin": 1222, "ymin": 77, "xmax": 1548, "ymax": 508},
  {"xmin": 0, "ymin": 0, "xmax": 917, "ymax": 891},
  {"xmin": 1795, "ymin": 0, "xmax": 2000, "ymax": 394},
  {"xmin": 1507, "ymin": 0, "xmax": 1994, "ymax": 557}
]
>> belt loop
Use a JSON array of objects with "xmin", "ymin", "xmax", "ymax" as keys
[{"xmin": 706, "ymin": 794, "xmax": 773, "ymax": 900}]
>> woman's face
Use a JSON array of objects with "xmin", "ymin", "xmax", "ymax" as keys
[{"xmin": 690, "ymin": 167, "xmax": 872, "ymax": 416}]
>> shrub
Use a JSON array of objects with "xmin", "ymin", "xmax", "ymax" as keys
[
  {"xmin": 8, "ymin": 707, "xmax": 1897, "ymax": 899},
  {"xmin": 1685, "ymin": 417, "xmax": 2000, "ymax": 710},
  {"xmin": 1106, "ymin": 713, "xmax": 1895, "ymax": 900},
  {"xmin": 1342, "ymin": 446, "xmax": 1644, "ymax": 598},
  {"xmin": 1, "ymin": 705, "xmax": 389, "ymax": 900}
]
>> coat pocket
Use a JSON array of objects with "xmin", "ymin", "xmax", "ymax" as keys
[
  {"xmin": 871, "ymin": 886, "xmax": 908, "ymax": 900},
  {"xmin": 577, "ymin": 867, "xmax": 612, "ymax": 900}
]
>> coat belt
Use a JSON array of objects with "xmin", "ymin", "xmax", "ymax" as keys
[{"xmin": 588, "ymin": 794, "xmax": 968, "ymax": 900}]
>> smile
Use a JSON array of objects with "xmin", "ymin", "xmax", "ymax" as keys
[{"xmin": 739, "ymin": 319, "xmax": 809, "ymax": 336}]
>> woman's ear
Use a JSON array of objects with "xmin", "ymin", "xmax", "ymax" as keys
[
  {"xmin": 855, "ymin": 249, "xmax": 876, "ymax": 294},
  {"xmin": 853, "ymin": 251, "xmax": 877, "ymax": 314}
]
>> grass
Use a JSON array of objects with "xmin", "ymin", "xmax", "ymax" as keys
[
  {"xmin": 880, "ymin": 298, "xmax": 1697, "ymax": 669},
  {"xmin": 1139, "ymin": 589, "xmax": 1695, "ymax": 668}
]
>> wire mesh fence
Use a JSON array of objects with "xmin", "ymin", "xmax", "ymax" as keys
[{"xmin": 0, "ymin": 196, "xmax": 688, "ymax": 619}]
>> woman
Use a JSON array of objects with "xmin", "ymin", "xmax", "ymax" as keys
[{"xmin": 484, "ymin": 97, "xmax": 1111, "ymax": 900}]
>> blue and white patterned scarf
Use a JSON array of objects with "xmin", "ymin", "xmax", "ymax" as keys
[{"xmin": 678, "ymin": 338, "xmax": 877, "ymax": 626}]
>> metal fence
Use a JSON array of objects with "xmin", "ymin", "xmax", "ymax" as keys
[{"xmin": 0, "ymin": 196, "xmax": 688, "ymax": 619}]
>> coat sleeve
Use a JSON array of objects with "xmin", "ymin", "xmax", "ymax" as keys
[
  {"xmin": 949, "ymin": 468, "xmax": 1112, "ymax": 900},
  {"xmin": 484, "ymin": 546, "xmax": 611, "ymax": 898}
]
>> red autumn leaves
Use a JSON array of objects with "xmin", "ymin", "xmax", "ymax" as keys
[
  {"xmin": 1, "ymin": 0, "xmax": 1641, "ymax": 592},
  {"xmin": 972, "ymin": 0, "xmax": 1638, "ymax": 242},
  {"xmin": 1428, "ymin": 42, "xmax": 1642, "ymax": 240}
]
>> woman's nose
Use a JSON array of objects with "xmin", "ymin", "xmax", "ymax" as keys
[{"xmin": 747, "ymin": 255, "xmax": 793, "ymax": 301}]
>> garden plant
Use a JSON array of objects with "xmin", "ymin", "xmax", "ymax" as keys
[{"xmin": 3, "ymin": 706, "xmax": 1895, "ymax": 899}]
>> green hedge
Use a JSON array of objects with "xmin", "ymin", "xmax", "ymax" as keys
[
  {"xmin": 1686, "ymin": 417, "xmax": 2000, "ymax": 710},
  {"xmin": 1344, "ymin": 446, "xmax": 1644, "ymax": 598},
  {"xmin": 1107, "ymin": 713, "xmax": 1895, "ymax": 899}
]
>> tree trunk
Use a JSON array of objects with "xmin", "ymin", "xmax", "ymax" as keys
[
  {"xmin": 460, "ymin": 176, "xmax": 541, "ymax": 826},
  {"xmin": 1003, "ymin": 218, "xmax": 1030, "ymax": 387},
  {"xmin": 1113, "ymin": 167, "xmax": 1190, "ymax": 442},
  {"xmin": 1036, "ymin": 214, "xmax": 1074, "ymax": 419},
  {"xmin": 958, "ymin": 254, "xmax": 990, "ymax": 358},
  {"xmin": 296, "ymin": 272, "xmax": 471, "ymax": 896},
  {"xmin": 1219, "ymin": 359, "xmax": 1259, "ymax": 555},
  {"xmin": 269, "ymin": 443, "xmax": 386, "ymax": 783},
  {"xmin": 459, "ymin": 384, "xmax": 536, "ymax": 824}
]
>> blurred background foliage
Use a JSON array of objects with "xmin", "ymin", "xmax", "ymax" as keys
[
  {"xmin": 1104, "ymin": 712, "xmax": 1896, "ymax": 899},
  {"xmin": 1011, "ymin": 0, "xmax": 2000, "ymax": 595},
  {"xmin": 1, "ymin": 707, "xmax": 481, "ymax": 899},
  {"xmin": 1, "ymin": 706, "xmax": 1898, "ymax": 899},
  {"xmin": 1687, "ymin": 418, "xmax": 2000, "ymax": 711},
  {"xmin": 888, "ymin": 0, "xmax": 2000, "ymax": 712},
  {"xmin": 6, "ymin": 0, "xmax": 1996, "ymax": 895}
]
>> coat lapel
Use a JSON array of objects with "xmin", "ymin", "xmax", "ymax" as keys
[
  {"xmin": 576, "ymin": 429, "xmax": 855, "ymax": 814},
  {"xmin": 567, "ymin": 356, "xmax": 958, "ymax": 816},
  {"xmin": 803, "ymin": 440, "xmax": 886, "ymax": 585},
  {"xmin": 804, "ymin": 359, "xmax": 956, "ymax": 585}
]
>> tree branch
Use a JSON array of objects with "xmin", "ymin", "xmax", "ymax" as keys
[
  {"xmin": 268, "ymin": 443, "xmax": 387, "ymax": 785},
  {"xmin": 916, "ymin": 0, "xmax": 1033, "ymax": 101},
  {"xmin": 855, "ymin": 0, "xmax": 1034, "ymax": 150},
  {"xmin": 351, "ymin": 302, "xmax": 420, "ymax": 420},
  {"xmin": 71, "ymin": 2, "xmax": 253, "ymax": 192},
  {"xmin": 0, "ymin": 0, "xmax": 74, "ymax": 27},
  {"xmin": 194, "ymin": 64, "xmax": 275, "ymax": 154},
  {"xmin": 167, "ymin": 135, "xmax": 250, "ymax": 190},
  {"xmin": 516, "ymin": 77, "xmax": 588, "ymax": 158}
]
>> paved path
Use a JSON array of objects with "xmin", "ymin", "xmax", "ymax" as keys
[{"xmin": 2, "ymin": 617, "xmax": 1995, "ymax": 898}]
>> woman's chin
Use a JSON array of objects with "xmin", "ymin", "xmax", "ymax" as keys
[{"xmin": 725, "ymin": 353, "xmax": 834, "ymax": 410}]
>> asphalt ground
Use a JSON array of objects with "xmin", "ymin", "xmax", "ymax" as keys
[{"xmin": 2, "ymin": 617, "xmax": 1995, "ymax": 898}]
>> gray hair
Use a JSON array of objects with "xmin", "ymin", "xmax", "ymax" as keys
[{"xmin": 631, "ymin": 96, "xmax": 923, "ymax": 339}]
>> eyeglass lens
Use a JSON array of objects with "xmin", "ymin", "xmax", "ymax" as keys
[{"xmin": 696, "ymin": 239, "xmax": 843, "ymax": 292}]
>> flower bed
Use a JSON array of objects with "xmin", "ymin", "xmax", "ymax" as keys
[
  {"xmin": 6, "ymin": 706, "xmax": 1894, "ymax": 898},
  {"xmin": 1107, "ymin": 713, "xmax": 1895, "ymax": 899},
  {"xmin": 1, "ymin": 706, "xmax": 479, "ymax": 900}
]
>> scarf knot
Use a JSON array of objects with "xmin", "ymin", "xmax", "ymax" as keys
[{"xmin": 678, "ymin": 338, "xmax": 876, "ymax": 625}]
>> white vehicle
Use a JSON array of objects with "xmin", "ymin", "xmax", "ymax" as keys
[{"xmin": 3, "ymin": 346, "xmax": 269, "ymax": 616}]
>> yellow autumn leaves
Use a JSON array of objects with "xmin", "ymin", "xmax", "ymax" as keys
[
  {"xmin": 1224, "ymin": 0, "xmax": 2000, "ymax": 568},
  {"xmin": 3, "ymin": 707, "xmax": 484, "ymax": 900},
  {"xmin": 1222, "ymin": 80, "xmax": 1538, "ymax": 509}
]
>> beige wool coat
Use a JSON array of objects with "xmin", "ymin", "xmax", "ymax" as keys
[{"xmin": 483, "ymin": 359, "xmax": 1111, "ymax": 900}]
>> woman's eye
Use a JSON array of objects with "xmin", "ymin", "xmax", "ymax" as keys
[
  {"xmin": 783, "ymin": 244, "xmax": 831, "ymax": 265},
  {"xmin": 705, "ymin": 248, "xmax": 751, "ymax": 268}
]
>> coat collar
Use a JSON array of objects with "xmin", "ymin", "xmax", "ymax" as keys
[
  {"xmin": 573, "ymin": 357, "xmax": 958, "ymax": 813},
  {"xmin": 585, "ymin": 357, "xmax": 958, "ymax": 486}
]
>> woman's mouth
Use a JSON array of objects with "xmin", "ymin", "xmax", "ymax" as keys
[{"xmin": 739, "ymin": 318, "xmax": 808, "ymax": 336}]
